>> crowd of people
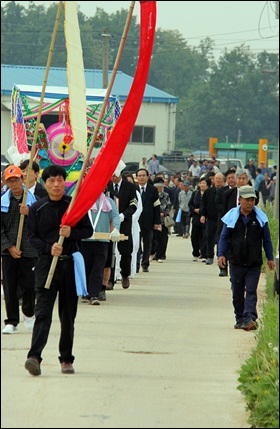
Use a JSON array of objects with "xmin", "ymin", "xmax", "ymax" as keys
[{"xmin": 1, "ymin": 155, "xmax": 276, "ymax": 376}]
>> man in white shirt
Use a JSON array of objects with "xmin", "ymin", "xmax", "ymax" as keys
[
  {"xmin": 188, "ymin": 160, "xmax": 201, "ymax": 188},
  {"xmin": 148, "ymin": 154, "xmax": 160, "ymax": 175}
]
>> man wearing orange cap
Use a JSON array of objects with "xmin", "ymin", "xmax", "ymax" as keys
[{"xmin": 1, "ymin": 165, "xmax": 37, "ymax": 334}]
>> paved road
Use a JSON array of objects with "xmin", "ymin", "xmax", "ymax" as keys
[{"xmin": 1, "ymin": 234, "xmax": 260, "ymax": 428}]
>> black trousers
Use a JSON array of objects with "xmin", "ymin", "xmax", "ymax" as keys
[
  {"xmin": 81, "ymin": 241, "xmax": 109, "ymax": 297},
  {"xmin": 191, "ymin": 224, "xmax": 206, "ymax": 258},
  {"xmin": 230, "ymin": 264, "xmax": 261, "ymax": 323},
  {"xmin": 27, "ymin": 256, "xmax": 78, "ymax": 364},
  {"xmin": 205, "ymin": 219, "xmax": 218, "ymax": 259},
  {"xmin": 138, "ymin": 229, "xmax": 153, "ymax": 269},
  {"xmin": 2, "ymin": 255, "xmax": 36, "ymax": 326},
  {"xmin": 180, "ymin": 211, "xmax": 191, "ymax": 235},
  {"xmin": 154, "ymin": 226, "xmax": 169, "ymax": 259},
  {"xmin": 118, "ymin": 236, "xmax": 133, "ymax": 277}
]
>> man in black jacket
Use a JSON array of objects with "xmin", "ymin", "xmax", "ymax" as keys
[
  {"xmin": 1, "ymin": 165, "xmax": 37, "ymax": 335},
  {"xmin": 25, "ymin": 165, "xmax": 93, "ymax": 376},
  {"xmin": 200, "ymin": 173, "xmax": 225, "ymax": 265},
  {"xmin": 244, "ymin": 158, "xmax": 256, "ymax": 180},
  {"xmin": 215, "ymin": 170, "xmax": 236, "ymax": 276},
  {"xmin": 108, "ymin": 172, "xmax": 138, "ymax": 288},
  {"xmin": 19, "ymin": 159, "xmax": 48, "ymax": 199},
  {"xmin": 218, "ymin": 186, "xmax": 275, "ymax": 331},
  {"xmin": 136, "ymin": 169, "xmax": 161, "ymax": 272}
]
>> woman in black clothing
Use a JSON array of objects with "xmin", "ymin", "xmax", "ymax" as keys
[{"xmin": 189, "ymin": 177, "xmax": 211, "ymax": 262}]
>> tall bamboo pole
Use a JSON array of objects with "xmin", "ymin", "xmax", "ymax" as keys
[
  {"xmin": 44, "ymin": 1, "xmax": 136, "ymax": 289},
  {"xmin": 16, "ymin": 1, "xmax": 63, "ymax": 250}
]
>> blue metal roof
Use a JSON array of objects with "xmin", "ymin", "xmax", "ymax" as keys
[{"xmin": 1, "ymin": 64, "xmax": 179, "ymax": 104}]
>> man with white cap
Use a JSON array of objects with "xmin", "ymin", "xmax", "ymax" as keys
[
  {"xmin": 108, "ymin": 160, "xmax": 138, "ymax": 289},
  {"xmin": 218, "ymin": 185, "xmax": 275, "ymax": 331}
]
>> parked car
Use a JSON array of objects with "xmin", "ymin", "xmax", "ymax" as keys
[
  {"xmin": 202, "ymin": 158, "xmax": 244, "ymax": 172},
  {"xmin": 122, "ymin": 162, "xmax": 174, "ymax": 177}
]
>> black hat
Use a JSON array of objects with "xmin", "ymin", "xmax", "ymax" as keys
[{"xmin": 153, "ymin": 177, "xmax": 165, "ymax": 186}]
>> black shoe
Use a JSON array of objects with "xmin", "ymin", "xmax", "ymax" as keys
[
  {"xmin": 105, "ymin": 281, "xmax": 114, "ymax": 291},
  {"xmin": 61, "ymin": 362, "xmax": 75, "ymax": 374},
  {"xmin": 89, "ymin": 297, "xmax": 100, "ymax": 305},
  {"xmin": 121, "ymin": 276, "xmax": 130, "ymax": 289},
  {"xmin": 234, "ymin": 322, "xmax": 243, "ymax": 329},
  {"xmin": 241, "ymin": 319, "xmax": 257, "ymax": 331},
  {"xmin": 98, "ymin": 291, "xmax": 107, "ymax": 301},
  {"xmin": 25, "ymin": 357, "xmax": 41, "ymax": 376},
  {"xmin": 219, "ymin": 268, "xmax": 228, "ymax": 277},
  {"xmin": 142, "ymin": 267, "xmax": 149, "ymax": 273}
]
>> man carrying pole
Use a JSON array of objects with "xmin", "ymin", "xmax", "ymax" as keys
[
  {"xmin": 25, "ymin": 165, "xmax": 93, "ymax": 376},
  {"xmin": 1, "ymin": 166, "xmax": 37, "ymax": 334}
]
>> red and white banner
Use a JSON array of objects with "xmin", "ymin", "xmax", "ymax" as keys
[{"xmin": 61, "ymin": 1, "xmax": 157, "ymax": 227}]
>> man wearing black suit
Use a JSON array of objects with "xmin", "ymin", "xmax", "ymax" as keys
[
  {"xmin": 108, "ymin": 173, "xmax": 138, "ymax": 288},
  {"xmin": 216, "ymin": 170, "xmax": 237, "ymax": 216},
  {"xmin": 19, "ymin": 160, "xmax": 48, "ymax": 199},
  {"xmin": 17, "ymin": 160, "xmax": 47, "ymax": 301},
  {"xmin": 136, "ymin": 168, "xmax": 161, "ymax": 272},
  {"xmin": 215, "ymin": 170, "xmax": 236, "ymax": 276}
]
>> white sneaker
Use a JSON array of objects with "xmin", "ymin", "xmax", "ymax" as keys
[
  {"xmin": 24, "ymin": 315, "xmax": 35, "ymax": 331},
  {"xmin": 157, "ymin": 259, "xmax": 163, "ymax": 263},
  {"xmin": 2, "ymin": 324, "xmax": 18, "ymax": 334},
  {"xmin": 193, "ymin": 257, "xmax": 199, "ymax": 262}
]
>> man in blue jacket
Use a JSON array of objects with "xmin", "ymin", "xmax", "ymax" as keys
[{"xmin": 218, "ymin": 186, "xmax": 275, "ymax": 331}]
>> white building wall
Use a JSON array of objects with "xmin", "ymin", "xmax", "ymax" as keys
[{"xmin": 122, "ymin": 102, "xmax": 176, "ymax": 163}]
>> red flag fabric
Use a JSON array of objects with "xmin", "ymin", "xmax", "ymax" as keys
[{"xmin": 61, "ymin": 1, "xmax": 157, "ymax": 227}]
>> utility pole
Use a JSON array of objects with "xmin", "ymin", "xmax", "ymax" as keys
[
  {"xmin": 236, "ymin": 117, "xmax": 242, "ymax": 143},
  {"xmin": 101, "ymin": 28, "xmax": 110, "ymax": 89}
]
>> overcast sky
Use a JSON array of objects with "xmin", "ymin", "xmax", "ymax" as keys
[{"xmin": 1, "ymin": 1, "xmax": 279, "ymax": 55}]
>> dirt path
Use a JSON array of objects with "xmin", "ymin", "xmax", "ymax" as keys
[{"xmin": 1, "ymin": 235, "xmax": 261, "ymax": 428}]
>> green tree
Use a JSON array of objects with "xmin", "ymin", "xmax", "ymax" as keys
[
  {"xmin": 176, "ymin": 46, "xmax": 279, "ymax": 152},
  {"xmin": 1, "ymin": 1, "xmax": 28, "ymax": 65},
  {"xmin": 1, "ymin": 2, "xmax": 279, "ymax": 153}
]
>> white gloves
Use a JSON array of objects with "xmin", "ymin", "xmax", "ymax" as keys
[
  {"xmin": 119, "ymin": 213, "xmax": 125, "ymax": 223},
  {"xmin": 110, "ymin": 228, "xmax": 121, "ymax": 242}
]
